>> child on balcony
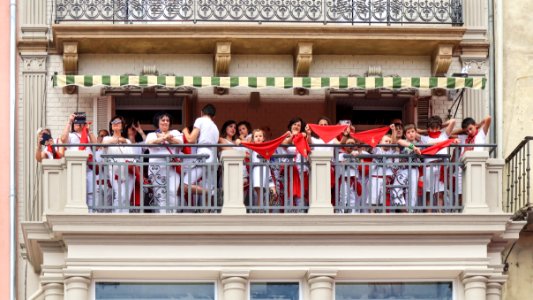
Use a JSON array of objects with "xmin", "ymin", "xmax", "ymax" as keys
[
  {"xmin": 338, "ymin": 136, "xmax": 362, "ymax": 213},
  {"xmin": 391, "ymin": 124, "xmax": 422, "ymax": 210},
  {"xmin": 369, "ymin": 131, "xmax": 396, "ymax": 210},
  {"xmin": 249, "ymin": 129, "xmax": 277, "ymax": 209},
  {"xmin": 419, "ymin": 116, "xmax": 456, "ymax": 211}
]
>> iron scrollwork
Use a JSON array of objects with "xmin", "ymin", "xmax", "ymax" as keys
[{"xmin": 55, "ymin": 0, "xmax": 463, "ymax": 25}]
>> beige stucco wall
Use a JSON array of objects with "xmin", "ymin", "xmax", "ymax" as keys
[
  {"xmin": 502, "ymin": 231, "xmax": 533, "ymax": 300},
  {"xmin": 502, "ymin": 0, "xmax": 533, "ymax": 157},
  {"xmin": 501, "ymin": 1, "xmax": 533, "ymax": 300}
]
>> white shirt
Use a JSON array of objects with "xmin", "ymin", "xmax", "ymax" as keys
[
  {"xmin": 193, "ymin": 116, "xmax": 219, "ymax": 163},
  {"xmin": 371, "ymin": 147, "xmax": 395, "ymax": 176},
  {"xmin": 67, "ymin": 132, "xmax": 93, "ymax": 156},
  {"xmin": 311, "ymin": 136, "xmax": 337, "ymax": 154},
  {"xmin": 145, "ymin": 130, "xmax": 183, "ymax": 162},
  {"xmin": 102, "ymin": 136, "xmax": 133, "ymax": 162},
  {"xmin": 420, "ymin": 130, "xmax": 449, "ymax": 162},
  {"xmin": 459, "ymin": 129, "xmax": 487, "ymax": 154}
]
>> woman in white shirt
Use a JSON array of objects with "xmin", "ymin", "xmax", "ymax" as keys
[
  {"xmin": 102, "ymin": 116, "xmax": 134, "ymax": 213},
  {"xmin": 146, "ymin": 113, "xmax": 183, "ymax": 213}
]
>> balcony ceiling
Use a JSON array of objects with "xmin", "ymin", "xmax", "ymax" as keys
[{"xmin": 51, "ymin": 24, "xmax": 466, "ymax": 56}]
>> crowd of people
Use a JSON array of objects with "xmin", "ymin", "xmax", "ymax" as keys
[{"xmin": 36, "ymin": 103, "xmax": 491, "ymax": 213}]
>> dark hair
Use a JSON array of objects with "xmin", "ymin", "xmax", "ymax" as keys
[
  {"xmin": 108, "ymin": 115, "xmax": 127, "ymax": 138},
  {"xmin": 403, "ymin": 124, "xmax": 417, "ymax": 132},
  {"xmin": 461, "ymin": 117, "xmax": 476, "ymax": 129},
  {"xmin": 220, "ymin": 120, "xmax": 237, "ymax": 140},
  {"xmin": 427, "ymin": 115, "xmax": 443, "ymax": 129},
  {"xmin": 201, "ymin": 104, "xmax": 216, "ymax": 117},
  {"xmin": 287, "ymin": 117, "xmax": 306, "ymax": 132},
  {"xmin": 125, "ymin": 124, "xmax": 143, "ymax": 143},
  {"xmin": 317, "ymin": 116, "xmax": 332, "ymax": 125},
  {"xmin": 237, "ymin": 121, "xmax": 252, "ymax": 134},
  {"xmin": 153, "ymin": 112, "xmax": 174, "ymax": 129}
]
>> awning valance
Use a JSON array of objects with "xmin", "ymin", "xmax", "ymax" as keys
[{"xmin": 53, "ymin": 75, "xmax": 486, "ymax": 90}]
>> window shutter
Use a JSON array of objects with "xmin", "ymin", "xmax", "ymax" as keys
[
  {"xmin": 416, "ymin": 96, "xmax": 432, "ymax": 130},
  {"xmin": 94, "ymin": 96, "xmax": 113, "ymax": 133}
]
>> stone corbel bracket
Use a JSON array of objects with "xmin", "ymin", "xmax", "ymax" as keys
[
  {"xmin": 432, "ymin": 44, "xmax": 454, "ymax": 77},
  {"xmin": 63, "ymin": 42, "xmax": 79, "ymax": 94},
  {"xmin": 214, "ymin": 42, "xmax": 231, "ymax": 77},
  {"xmin": 294, "ymin": 42, "xmax": 313, "ymax": 77}
]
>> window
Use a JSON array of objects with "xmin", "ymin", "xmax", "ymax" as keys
[
  {"xmin": 250, "ymin": 282, "xmax": 300, "ymax": 300},
  {"xmin": 95, "ymin": 282, "xmax": 215, "ymax": 300},
  {"xmin": 335, "ymin": 282, "xmax": 453, "ymax": 300},
  {"xmin": 114, "ymin": 96, "xmax": 184, "ymax": 131}
]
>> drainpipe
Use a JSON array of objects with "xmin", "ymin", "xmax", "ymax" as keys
[
  {"xmin": 9, "ymin": 0, "xmax": 17, "ymax": 299},
  {"xmin": 488, "ymin": 0, "xmax": 495, "ymax": 153},
  {"xmin": 494, "ymin": 0, "xmax": 504, "ymax": 158}
]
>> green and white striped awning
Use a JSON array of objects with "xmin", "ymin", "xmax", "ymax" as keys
[{"xmin": 53, "ymin": 75, "xmax": 486, "ymax": 90}]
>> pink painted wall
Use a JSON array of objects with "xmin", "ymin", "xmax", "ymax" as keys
[{"xmin": 0, "ymin": 0, "xmax": 12, "ymax": 298}]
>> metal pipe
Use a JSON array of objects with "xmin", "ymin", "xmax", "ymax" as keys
[
  {"xmin": 488, "ymin": 0, "xmax": 496, "ymax": 155},
  {"xmin": 9, "ymin": 0, "xmax": 17, "ymax": 299},
  {"xmin": 495, "ymin": 0, "xmax": 504, "ymax": 158}
]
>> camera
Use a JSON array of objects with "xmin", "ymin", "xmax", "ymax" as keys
[
  {"xmin": 73, "ymin": 112, "xmax": 87, "ymax": 124},
  {"xmin": 339, "ymin": 120, "xmax": 352, "ymax": 126},
  {"xmin": 40, "ymin": 133, "xmax": 52, "ymax": 145}
]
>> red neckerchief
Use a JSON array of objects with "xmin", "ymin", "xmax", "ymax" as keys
[
  {"xmin": 293, "ymin": 133, "xmax": 311, "ymax": 158},
  {"xmin": 350, "ymin": 126, "xmax": 390, "ymax": 148},
  {"xmin": 308, "ymin": 124, "xmax": 348, "ymax": 143},
  {"xmin": 427, "ymin": 131, "xmax": 441, "ymax": 139},
  {"xmin": 241, "ymin": 133, "xmax": 288, "ymax": 160},
  {"xmin": 46, "ymin": 144, "xmax": 59, "ymax": 159},
  {"xmin": 78, "ymin": 125, "xmax": 89, "ymax": 150},
  {"xmin": 464, "ymin": 129, "xmax": 478, "ymax": 153}
]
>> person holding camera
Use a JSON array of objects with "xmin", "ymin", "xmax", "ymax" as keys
[
  {"xmin": 61, "ymin": 112, "xmax": 97, "ymax": 211},
  {"xmin": 35, "ymin": 128, "xmax": 63, "ymax": 162}
]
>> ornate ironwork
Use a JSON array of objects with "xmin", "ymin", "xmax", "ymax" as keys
[{"xmin": 55, "ymin": 0, "xmax": 463, "ymax": 25}]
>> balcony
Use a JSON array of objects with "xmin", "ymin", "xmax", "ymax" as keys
[
  {"xmin": 37, "ymin": 143, "xmax": 505, "ymax": 217},
  {"xmin": 54, "ymin": 0, "xmax": 463, "ymax": 25}
]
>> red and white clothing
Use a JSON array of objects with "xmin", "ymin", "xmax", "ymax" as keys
[
  {"xmin": 183, "ymin": 116, "xmax": 219, "ymax": 187},
  {"xmin": 420, "ymin": 131, "xmax": 449, "ymax": 193},
  {"xmin": 456, "ymin": 129, "xmax": 488, "ymax": 194},
  {"xmin": 146, "ymin": 130, "xmax": 183, "ymax": 213},
  {"xmin": 369, "ymin": 147, "xmax": 395, "ymax": 205},
  {"xmin": 103, "ymin": 137, "xmax": 135, "ymax": 213}
]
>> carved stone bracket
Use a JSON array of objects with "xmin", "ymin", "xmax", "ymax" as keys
[
  {"xmin": 459, "ymin": 43, "xmax": 489, "ymax": 76},
  {"xmin": 21, "ymin": 54, "xmax": 47, "ymax": 74},
  {"xmin": 432, "ymin": 44, "xmax": 454, "ymax": 76},
  {"xmin": 214, "ymin": 42, "xmax": 231, "ymax": 76},
  {"xmin": 63, "ymin": 42, "xmax": 79, "ymax": 94},
  {"xmin": 294, "ymin": 42, "xmax": 313, "ymax": 77}
]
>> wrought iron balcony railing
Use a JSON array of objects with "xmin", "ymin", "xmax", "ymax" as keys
[{"xmin": 54, "ymin": 0, "xmax": 463, "ymax": 25}]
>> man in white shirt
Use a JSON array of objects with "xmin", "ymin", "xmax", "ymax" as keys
[{"xmin": 182, "ymin": 104, "xmax": 220, "ymax": 202}]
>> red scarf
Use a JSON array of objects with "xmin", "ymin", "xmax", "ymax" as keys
[
  {"xmin": 464, "ymin": 129, "xmax": 478, "ymax": 153},
  {"xmin": 350, "ymin": 126, "xmax": 390, "ymax": 148},
  {"xmin": 182, "ymin": 134, "xmax": 192, "ymax": 154},
  {"xmin": 427, "ymin": 131, "xmax": 442, "ymax": 139},
  {"xmin": 78, "ymin": 125, "xmax": 89, "ymax": 150},
  {"xmin": 293, "ymin": 133, "xmax": 311, "ymax": 158},
  {"xmin": 308, "ymin": 124, "xmax": 348, "ymax": 143},
  {"xmin": 241, "ymin": 133, "xmax": 288, "ymax": 160},
  {"xmin": 421, "ymin": 139, "xmax": 455, "ymax": 155},
  {"xmin": 46, "ymin": 144, "xmax": 60, "ymax": 159}
]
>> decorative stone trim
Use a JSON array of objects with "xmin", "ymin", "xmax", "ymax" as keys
[
  {"xmin": 294, "ymin": 42, "xmax": 313, "ymax": 77},
  {"xmin": 432, "ymin": 44, "xmax": 454, "ymax": 76},
  {"xmin": 214, "ymin": 42, "xmax": 231, "ymax": 76}
]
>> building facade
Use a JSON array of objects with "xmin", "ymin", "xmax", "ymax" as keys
[{"xmin": 16, "ymin": 1, "xmax": 529, "ymax": 300}]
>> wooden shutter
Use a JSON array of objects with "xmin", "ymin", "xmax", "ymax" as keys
[
  {"xmin": 93, "ymin": 95, "xmax": 113, "ymax": 133},
  {"xmin": 416, "ymin": 96, "xmax": 432, "ymax": 130}
]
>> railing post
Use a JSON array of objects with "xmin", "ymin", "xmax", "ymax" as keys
[
  {"xmin": 64, "ymin": 151, "xmax": 89, "ymax": 213},
  {"xmin": 220, "ymin": 150, "xmax": 246, "ymax": 214},
  {"xmin": 308, "ymin": 151, "xmax": 334, "ymax": 215},
  {"xmin": 42, "ymin": 159, "xmax": 67, "ymax": 216},
  {"xmin": 486, "ymin": 158, "xmax": 505, "ymax": 213},
  {"xmin": 462, "ymin": 151, "xmax": 490, "ymax": 213}
]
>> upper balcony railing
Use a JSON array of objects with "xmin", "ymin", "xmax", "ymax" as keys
[
  {"xmin": 54, "ymin": 0, "xmax": 463, "ymax": 25},
  {"xmin": 37, "ymin": 143, "xmax": 506, "ymax": 218}
]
